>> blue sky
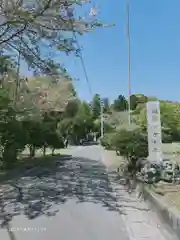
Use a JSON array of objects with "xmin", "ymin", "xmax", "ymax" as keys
[{"xmin": 22, "ymin": 0, "xmax": 180, "ymax": 103}]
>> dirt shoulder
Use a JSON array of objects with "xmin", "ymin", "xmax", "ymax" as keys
[
  {"xmin": 102, "ymin": 148, "xmax": 180, "ymax": 212},
  {"xmin": 101, "ymin": 149, "xmax": 124, "ymax": 170}
]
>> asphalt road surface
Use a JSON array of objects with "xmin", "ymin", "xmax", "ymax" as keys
[
  {"xmin": 0, "ymin": 146, "xmax": 178, "ymax": 240},
  {"xmin": 0, "ymin": 146, "xmax": 130, "ymax": 240}
]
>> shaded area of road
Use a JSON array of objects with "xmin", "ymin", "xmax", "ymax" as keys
[
  {"xmin": 0, "ymin": 146, "xmax": 130, "ymax": 240},
  {"xmin": 102, "ymin": 149, "xmax": 180, "ymax": 240}
]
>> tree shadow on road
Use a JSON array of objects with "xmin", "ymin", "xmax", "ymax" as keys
[{"xmin": 0, "ymin": 155, "xmax": 127, "ymax": 230}]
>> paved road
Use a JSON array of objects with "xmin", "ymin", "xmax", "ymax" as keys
[
  {"xmin": 0, "ymin": 145, "xmax": 178, "ymax": 240},
  {"xmin": 0, "ymin": 146, "xmax": 129, "ymax": 240}
]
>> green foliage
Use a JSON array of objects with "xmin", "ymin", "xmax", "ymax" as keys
[
  {"xmin": 22, "ymin": 120, "xmax": 43, "ymax": 148},
  {"xmin": 130, "ymin": 94, "xmax": 148, "ymax": 111},
  {"xmin": 45, "ymin": 131, "xmax": 64, "ymax": 154},
  {"xmin": 0, "ymin": 1, "xmax": 115, "ymax": 168},
  {"xmin": 135, "ymin": 94, "xmax": 148, "ymax": 104},
  {"xmin": 113, "ymin": 128, "xmax": 148, "ymax": 168},
  {"xmin": 71, "ymin": 86, "xmax": 77, "ymax": 97},
  {"xmin": 22, "ymin": 118, "xmax": 65, "ymax": 157},
  {"xmin": 93, "ymin": 119, "xmax": 100, "ymax": 133},
  {"xmin": 2, "ymin": 48, "xmax": 180, "ymax": 174},
  {"xmin": 101, "ymin": 133, "xmax": 116, "ymax": 150},
  {"xmin": 134, "ymin": 101, "xmax": 180, "ymax": 142},
  {"xmin": 134, "ymin": 108, "xmax": 147, "ymax": 130},
  {"xmin": 64, "ymin": 99, "xmax": 80, "ymax": 118},
  {"xmin": 102, "ymin": 98, "xmax": 110, "ymax": 113},
  {"xmin": 113, "ymin": 95, "xmax": 128, "ymax": 111},
  {"xmin": 80, "ymin": 101, "xmax": 92, "ymax": 116},
  {"xmin": 0, "ymin": 90, "xmax": 66, "ymax": 164},
  {"xmin": 0, "ymin": 55, "xmax": 15, "ymax": 76},
  {"xmin": 92, "ymin": 94, "xmax": 101, "ymax": 119},
  {"xmin": 130, "ymin": 95, "xmax": 137, "ymax": 110},
  {"xmin": 1, "ymin": 119, "xmax": 26, "ymax": 168},
  {"xmin": 57, "ymin": 118, "xmax": 73, "ymax": 138},
  {"xmin": 73, "ymin": 102, "xmax": 93, "ymax": 140},
  {"xmin": 92, "ymin": 119, "xmax": 113, "ymax": 137},
  {"xmin": 104, "ymin": 122, "xmax": 114, "ymax": 133},
  {"xmin": 0, "ymin": 88, "xmax": 26, "ymax": 167},
  {"xmin": 57, "ymin": 100, "xmax": 95, "ymax": 144}
]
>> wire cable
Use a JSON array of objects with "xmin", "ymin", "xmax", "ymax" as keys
[
  {"xmin": 65, "ymin": 3, "xmax": 93, "ymax": 96},
  {"xmin": 73, "ymin": 32, "xmax": 92, "ymax": 96}
]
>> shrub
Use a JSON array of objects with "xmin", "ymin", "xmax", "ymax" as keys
[
  {"xmin": 46, "ymin": 131, "xmax": 64, "ymax": 155},
  {"xmin": 22, "ymin": 120, "xmax": 44, "ymax": 157},
  {"xmin": 114, "ymin": 128, "xmax": 148, "ymax": 171},
  {"xmin": 101, "ymin": 133, "xmax": 115, "ymax": 150},
  {"xmin": 22, "ymin": 119, "xmax": 65, "ymax": 157},
  {"xmin": 1, "ymin": 119, "xmax": 26, "ymax": 168}
]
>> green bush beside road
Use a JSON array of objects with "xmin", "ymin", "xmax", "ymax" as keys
[{"xmin": 101, "ymin": 127, "xmax": 148, "ymax": 171}]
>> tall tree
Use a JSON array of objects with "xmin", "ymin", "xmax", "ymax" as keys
[
  {"xmin": 64, "ymin": 99, "xmax": 80, "ymax": 118},
  {"xmin": 92, "ymin": 94, "xmax": 101, "ymax": 119},
  {"xmin": 73, "ymin": 101, "xmax": 93, "ymax": 141},
  {"xmin": 134, "ymin": 101, "xmax": 180, "ymax": 142},
  {"xmin": 102, "ymin": 97, "xmax": 110, "ymax": 113},
  {"xmin": 113, "ymin": 95, "xmax": 128, "ymax": 111},
  {"xmin": 17, "ymin": 76, "xmax": 75, "ymax": 118},
  {"xmin": 130, "ymin": 94, "xmax": 148, "ymax": 110},
  {"xmin": 135, "ymin": 94, "xmax": 148, "ymax": 104},
  {"xmin": 130, "ymin": 94, "xmax": 137, "ymax": 110},
  {"xmin": 78, "ymin": 101, "xmax": 92, "ymax": 117},
  {"xmin": 0, "ymin": 0, "xmax": 107, "ymax": 75}
]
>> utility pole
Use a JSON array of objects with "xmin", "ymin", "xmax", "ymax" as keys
[
  {"xmin": 100, "ymin": 100, "xmax": 104, "ymax": 138},
  {"xmin": 126, "ymin": 0, "xmax": 131, "ymax": 124}
]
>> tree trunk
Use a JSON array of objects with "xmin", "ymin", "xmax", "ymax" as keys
[
  {"xmin": 52, "ymin": 148, "xmax": 55, "ymax": 156},
  {"xmin": 29, "ymin": 145, "xmax": 35, "ymax": 158},
  {"xmin": 2, "ymin": 144, "xmax": 18, "ymax": 169},
  {"xmin": 43, "ymin": 146, "xmax": 46, "ymax": 156}
]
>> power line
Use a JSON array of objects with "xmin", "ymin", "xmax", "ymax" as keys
[
  {"xmin": 66, "ymin": 5, "xmax": 104, "ymax": 137},
  {"xmin": 73, "ymin": 31, "xmax": 104, "ymax": 137},
  {"xmin": 64, "ymin": 4, "xmax": 93, "ymax": 96},
  {"xmin": 73, "ymin": 32, "xmax": 92, "ymax": 96}
]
